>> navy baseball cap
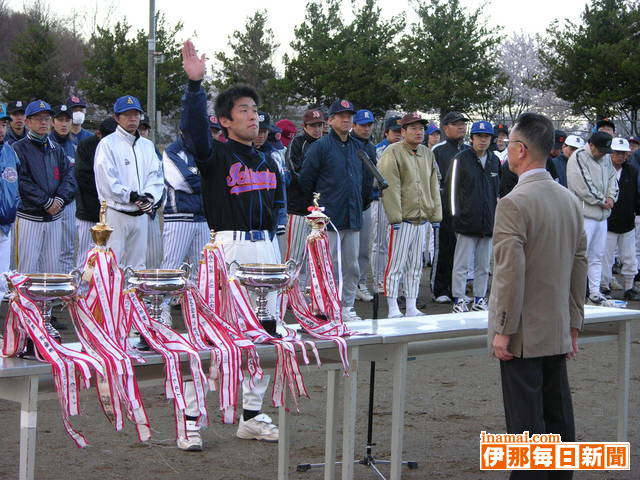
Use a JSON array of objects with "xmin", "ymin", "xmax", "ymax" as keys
[
  {"xmin": 441, "ymin": 111, "xmax": 470, "ymax": 125},
  {"xmin": 596, "ymin": 118, "xmax": 615, "ymax": 132},
  {"xmin": 629, "ymin": 136, "xmax": 640, "ymax": 145},
  {"xmin": 140, "ymin": 113, "xmax": 151, "ymax": 127},
  {"xmin": 65, "ymin": 95, "xmax": 87, "ymax": 109},
  {"xmin": 0, "ymin": 104, "xmax": 10, "ymax": 121},
  {"xmin": 554, "ymin": 130, "xmax": 567, "ymax": 149},
  {"xmin": 25, "ymin": 100, "xmax": 53, "ymax": 117},
  {"xmin": 114, "ymin": 95, "xmax": 143, "ymax": 114},
  {"xmin": 354, "ymin": 109, "xmax": 374, "ymax": 125},
  {"xmin": 328, "ymin": 99, "xmax": 355, "ymax": 116},
  {"xmin": 208, "ymin": 114, "xmax": 221, "ymax": 130},
  {"xmin": 7, "ymin": 100, "xmax": 25, "ymax": 114},
  {"xmin": 494, "ymin": 123, "xmax": 509, "ymax": 135},
  {"xmin": 589, "ymin": 131, "xmax": 613, "ymax": 154},
  {"xmin": 426, "ymin": 124, "xmax": 441, "ymax": 135},
  {"xmin": 384, "ymin": 116, "xmax": 402, "ymax": 132},
  {"xmin": 470, "ymin": 120, "xmax": 494, "ymax": 135},
  {"xmin": 53, "ymin": 104, "xmax": 72, "ymax": 118}
]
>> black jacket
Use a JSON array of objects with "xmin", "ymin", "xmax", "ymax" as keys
[
  {"xmin": 445, "ymin": 148, "xmax": 500, "ymax": 237},
  {"xmin": 13, "ymin": 135, "xmax": 76, "ymax": 222},
  {"xmin": 608, "ymin": 163, "xmax": 640, "ymax": 234},
  {"xmin": 286, "ymin": 131, "xmax": 318, "ymax": 216},
  {"xmin": 500, "ymin": 157, "xmax": 558, "ymax": 197},
  {"xmin": 432, "ymin": 137, "xmax": 468, "ymax": 181},
  {"xmin": 74, "ymin": 135, "xmax": 101, "ymax": 222}
]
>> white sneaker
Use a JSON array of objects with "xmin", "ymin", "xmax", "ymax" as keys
[
  {"xmin": 177, "ymin": 420, "xmax": 203, "ymax": 451},
  {"xmin": 355, "ymin": 284, "xmax": 373, "ymax": 302},
  {"xmin": 471, "ymin": 298, "xmax": 488, "ymax": 311},
  {"xmin": 236, "ymin": 413, "xmax": 279, "ymax": 442},
  {"xmin": 434, "ymin": 295, "xmax": 452, "ymax": 304},
  {"xmin": 342, "ymin": 307, "xmax": 362, "ymax": 321},
  {"xmin": 452, "ymin": 298, "xmax": 469, "ymax": 313}
]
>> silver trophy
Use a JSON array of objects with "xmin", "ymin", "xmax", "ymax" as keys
[
  {"xmin": 125, "ymin": 264, "xmax": 191, "ymax": 350},
  {"xmin": 230, "ymin": 261, "xmax": 298, "ymax": 337}
]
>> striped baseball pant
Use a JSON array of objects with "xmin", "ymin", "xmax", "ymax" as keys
[
  {"xmin": 76, "ymin": 219, "xmax": 95, "ymax": 269},
  {"xmin": 384, "ymin": 222, "xmax": 427, "ymax": 299},
  {"xmin": 60, "ymin": 200, "xmax": 77, "ymax": 273},
  {"xmin": 358, "ymin": 205, "xmax": 373, "ymax": 285},
  {"xmin": 15, "ymin": 217, "xmax": 63, "ymax": 273},
  {"xmin": 370, "ymin": 200, "xmax": 389, "ymax": 285},
  {"xmin": 285, "ymin": 214, "xmax": 311, "ymax": 283},
  {"xmin": 146, "ymin": 214, "xmax": 163, "ymax": 269},
  {"xmin": 161, "ymin": 221, "xmax": 209, "ymax": 277}
]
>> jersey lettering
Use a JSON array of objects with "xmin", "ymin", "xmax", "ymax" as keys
[{"xmin": 226, "ymin": 162, "xmax": 276, "ymax": 195}]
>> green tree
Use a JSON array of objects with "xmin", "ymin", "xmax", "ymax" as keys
[
  {"xmin": 284, "ymin": 0, "xmax": 405, "ymax": 115},
  {"xmin": 3, "ymin": 11, "xmax": 65, "ymax": 102},
  {"xmin": 399, "ymin": 0, "xmax": 504, "ymax": 118},
  {"xmin": 211, "ymin": 10, "xmax": 285, "ymax": 113},
  {"xmin": 539, "ymin": 0, "xmax": 640, "ymax": 130},
  {"xmin": 79, "ymin": 14, "xmax": 184, "ymax": 114}
]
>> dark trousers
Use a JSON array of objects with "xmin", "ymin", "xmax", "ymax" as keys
[
  {"xmin": 430, "ymin": 214, "xmax": 456, "ymax": 298},
  {"xmin": 500, "ymin": 355, "xmax": 575, "ymax": 480}
]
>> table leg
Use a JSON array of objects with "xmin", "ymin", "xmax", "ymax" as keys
[
  {"xmin": 278, "ymin": 396, "xmax": 290, "ymax": 480},
  {"xmin": 324, "ymin": 369, "xmax": 339, "ymax": 480},
  {"xmin": 616, "ymin": 319, "xmax": 631, "ymax": 441},
  {"xmin": 341, "ymin": 345, "xmax": 359, "ymax": 480},
  {"xmin": 390, "ymin": 342, "xmax": 408, "ymax": 480},
  {"xmin": 20, "ymin": 376, "xmax": 39, "ymax": 480}
]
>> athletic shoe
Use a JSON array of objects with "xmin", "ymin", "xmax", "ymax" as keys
[
  {"xmin": 176, "ymin": 420, "xmax": 202, "ymax": 451},
  {"xmin": 342, "ymin": 307, "xmax": 362, "ymax": 322},
  {"xmin": 471, "ymin": 297, "xmax": 489, "ymax": 311},
  {"xmin": 236, "ymin": 413, "xmax": 279, "ymax": 442},
  {"xmin": 452, "ymin": 298, "xmax": 469, "ymax": 313},
  {"xmin": 434, "ymin": 295, "xmax": 452, "ymax": 304},
  {"xmin": 405, "ymin": 309, "xmax": 424, "ymax": 317},
  {"xmin": 355, "ymin": 284, "xmax": 373, "ymax": 302},
  {"xmin": 588, "ymin": 293, "xmax": 609, "ymax": 305},
  {"xmin": 600, "ymin": 285, "xmax": 612, "ymax": 296},
  {"xmin": 388, "ymin": 311, "xmax": 404, "ymax": 319},
  {"xmin": 624, "ymin": 288, "xmax": 640, "ymax": 301},
  {"xmin": 610, "ymin": 277, "xmax": 623, "ymax": 291}
]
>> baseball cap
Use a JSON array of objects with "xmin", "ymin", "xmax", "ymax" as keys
[
  {"xmin": 384, "ymin": 116, "xmax": 402, "ymax": 132},
  {"xmin": 139, "ymin": 113, "xmax": 151, "ymax": 127},
  {"xmin": 276, "ymin": 119, "xmax": 297, "ymax": 147},
  {"xmin": 426, "ymin": 124, "xmax": 441, "ymax": 135},
  {"xmin": 399, "ymin": 112, "xmax": 428, "ymax": 127},
  {"xmin": 53, "ymin": 104, "xmax": 72, "ymax": 118},
  {"xmin": 354, "ymin": 109, "xmax": 374, "ymax": 125},
  {"xmin": 628, "ymin": 136, "xmax": 640, "ymax": 145},
  {"xmin": 441, "ymin": 111, "xmax": 469, "ymax": 125},
  {"xmin": 0, "ymin": 104, "xmax": 10, "ymax": 121},
  {"xmin": 303, "ymin": 109, "xmax": 324, "ymax": 125},
  {"xmin": 554, "ymin": 130, "xmax": 567, "ymax": 149},
  {"xmin": 7, "ymin": 100, "xmax": 25, "ymax": 114},
  {"xmin": 328, "ymin": 99, "xmax": 355, "ymax": 116},
  {"xmin": 114, "ymin": 95, "xmax": 143, "ymax": 114},
  {"xmin": 208, "ymin": 114, "xmax": 221, "ymax": 130},
  {"xmin": 494, "ymin": 123, "xmax": 509, "ymax": 135},
  {"xmin": 25, "ymin": 100, "xmax": 53, "ymax": 117},
  {"xmin": 564, "ymin": 134, "xmax": 585, "ymax": 149},
  {"xmin": 611, "ymin": 137, "xmax": 631, "ymax": 152},
  {"xmin": 596, "ymin": 119, "xmax": 615, "ymax": 132},
  {"xmin": 65, "ymin": 95, "xmax": 87, "ymax": 109},
  {"xmin": 470, "ymin": 120, "xmax": 494, "ymax": 135},
  {"xmin": 258, "ymin": 112, "xmax": 280, "ymax": 133},
  {"xmin": 589, "ymin": 131, "xmax": 613, "ymax": 154}
]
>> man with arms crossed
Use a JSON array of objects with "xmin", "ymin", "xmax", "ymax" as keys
[{"xmin": 489, "ymin": 112, "xmax": 587, "ymax": 480}]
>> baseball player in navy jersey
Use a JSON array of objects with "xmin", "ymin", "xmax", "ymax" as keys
[
  {"xmin": 179, "ymin": 40, "xmax": 284, "ymax": 450},
  {"xmin": 14, "ymin": 101, "xmax": 77, "ymax": 274},
  {"xmin": 6, "ymin": 101, "xmax": 27, "ymax": 145},
  {"xmin": 94, "ymin": 95, "xmax": 164, "ymax": 270},
  {"xmin": 49, "ymin": 104, "xmax": 78, "ymax": 273},
  {"xmin": 65, "ymin": 96, "xmax": 93, "ymax": 146}
]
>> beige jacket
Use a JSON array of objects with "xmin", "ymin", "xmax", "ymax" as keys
[
  {"xmin": 488, "ymin": 171, "xmax": 587, "ymax": 358},
  {"xmin": 378, "ymin": 141, "xmax": 442, "ymax": 225}
]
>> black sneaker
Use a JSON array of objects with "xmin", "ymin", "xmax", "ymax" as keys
[
  {"xmin": 49, "ymin": 315, "xmax": 68, "ymax": 331},
  {"xmin": 624, "ymin": 289, "xmax": 640, "ymax": 301},
  {"xmin": 601, "ymin": 286, "xmax": 611, "ymax": 296}
]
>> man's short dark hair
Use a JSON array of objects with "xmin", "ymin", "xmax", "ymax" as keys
[
  {"xmin": 214, "ymin": 84, "xmax": 261, "ymax": 137},
  {"xmin": 512, "ymin": 112, "xmax": 554, "ymax": 160}
]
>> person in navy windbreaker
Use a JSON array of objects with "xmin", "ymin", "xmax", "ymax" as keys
[{"xmin": 13, "ymin": 100, "xmax": 76, "ymax": 274}]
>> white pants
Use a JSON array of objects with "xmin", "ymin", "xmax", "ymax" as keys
[
  {"xmin": 105, "ymin": 209, "xmax": 148, "ymax": 270},
  {"xmin": 0, "ymin": 229, "xmax": 11, "ymax": 296},
  {"xmin": 370, "ymin": 200, "xmax": 389, "ymax": 285},
  {"xmin": 584, "ymin": 218, "xmax": 608, "ymax": 296},
  {"xmin": 16, "ymin": 217, "xmax": 63, "ymax": 273},
  {"xmin": 76, "ymin": 219, "xmax": 95, "ymax": 269},
  {"xmin": 161, "ymin": 221, "xmax": 209, "ymax": 277},
  {"xmin": 327, "ymin": 229, "xmax": 360, "ymax": 308},
  {"xmin": 451, "ymin": 234, "xmax": 491, "ymax": 299},
  {"xmin": 146, "ymin": 214, "xmax": 163, "ymax": 269},
  {"xmin": 602, "ymin": 229, "xmax": 637, "ymax": 290},
  {"xmin": 383, "ymin": 222, "xmax": 426, "ymax": 299},
  {"xmin": 635, "ymin": 216, "xmax": 640, "ymax": 270},
  {"xmin": 60, "ymin": 201, "xmax": 76, "ymax": 273},
  {"xmin": 358, "ymin": 206, "xmax": 373, "ymax": 285}
]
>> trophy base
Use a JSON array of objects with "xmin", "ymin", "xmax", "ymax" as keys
[{"xmin": 260, "ymin": 318, "xmax": 281, "ymax": 338}]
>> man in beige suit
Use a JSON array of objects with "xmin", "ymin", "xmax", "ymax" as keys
[{"xmin": 488, "ymin": 112, "xmax": 587, "ymax": 480}]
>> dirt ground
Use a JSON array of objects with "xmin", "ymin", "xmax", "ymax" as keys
[{"xmin": 0, "ymin": 271, "xmax": 638, "ymax": 480}]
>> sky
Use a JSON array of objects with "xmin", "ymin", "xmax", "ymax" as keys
[{"xmin": 7, "ymin": 0, "xmax": 589, "ymax": 69}]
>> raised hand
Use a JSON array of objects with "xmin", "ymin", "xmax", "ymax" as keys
[{"xmin": 181, "ymin": 40, "xmax": 206, "ymax": 81}]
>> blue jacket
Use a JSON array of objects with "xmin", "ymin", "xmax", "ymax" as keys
[
  {"xmin": 0, "ymin": 142, "xmax": 20, "ymax": 233},
  {"xmin": 551, "ymin": 153, "xmax": 569, "ymax": 188},
  {"xmin": 6, "ymin": 127, "xmax": 27, "ymax": 145},
  {"xmin": 162, "ymin": 136, "xmax": 206, "ymax": 222},
  {"xmin": 70, "ymin": 128, "xmax": 93, "ymax": 147},
  {"xmin": 13, "ymin": 135, "xmax": 77, "ymax": 222},
  {"xmin": 299, "ymin": 128, "xmax": 372, "ymax": 230},
  {"xmin": 49, "ymin": 131, "xmax": 77, "ymax": 165}
]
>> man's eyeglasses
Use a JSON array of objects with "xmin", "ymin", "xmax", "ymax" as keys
[{"xmin": 507, "ymin": 139, "xmax": 528, "ymax": 150}]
